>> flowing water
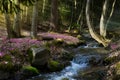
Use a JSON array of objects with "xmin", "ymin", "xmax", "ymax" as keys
[
  {"xmin": 28, "ymin": 42, "xmax": 101, "ymax": 80},
  {"xmin": 28, "ymin": 55, "xmax": 101, "ymax": 80}
]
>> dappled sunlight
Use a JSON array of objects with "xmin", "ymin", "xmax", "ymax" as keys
[{"xmin": 0, "ymin": 0, "xmax": 120, "ymax": 80}]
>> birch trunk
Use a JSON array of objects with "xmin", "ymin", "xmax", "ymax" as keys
[
  {"xmin": 100, "ymin": 0, "xmax": 109, "ymax": 38},
  {"xmin": 86, "ymin": 0, "xmax": 110, "ymax": 47}
]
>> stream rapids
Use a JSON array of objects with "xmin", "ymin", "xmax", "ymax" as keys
[{"xmin": 28, "ymin": 42, "xmax": 102, "ymax": 80}]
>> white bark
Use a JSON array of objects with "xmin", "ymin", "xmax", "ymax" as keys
[
  {"xmin": 86, "ymin": 0, "xmax": 110, "ymax": 47},
  {"xmin": 100, "ymin": 0, "xmax": 109, "ymax": 38}
]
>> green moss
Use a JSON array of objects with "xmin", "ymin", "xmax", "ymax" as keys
[
  {"xmin": 62, "ymin": 52, "xmax": 73, "ymax": 61},
  {"xmin": 2, "ymin": 54, "xmax": 12, "ymax": 61},
  {"xmin": 52, "ymin": 39, "xmax": 64, "ymax": 46},
  {"xmin": 22, "ymin": 66, "xmax": 39, "ymax": 75},
  {"xmin": 26, "ymin": 48, "xmax": 33, "ymax": 63},
  {"xmin": 62, "ymin": 78, "xmax": 69, "ymax": 80},
  {"xmin": 113, "ymin": 63, "xmax": 120, "ymax": 79},
  {"xmin": 10, "ymin": 49, "xmax": 19, "ymax": 55},
  {"xmin": 48, "ymin": 60, "xmax": 64, "ymax": 72},
  {"xmin": 67, "ymin": 42, "xmax": 78, "ymax": 47},
  {"xmin": 116, "ymin": 63, "xmax": 120, "ymax": 69},
  {"xmin": 0, "ymin": 61, "xmax": 14, "ymax": 72},
  {"xmin": 115, "ymin": 62, "xmax": 120, "ymax": 75},
  {"xmin": 104, "ymin": 56, "xmax": 117, "ymax": 65},
  {"xmin": 77, "ymin": 35, "xmax": 82, "ymax": 39}
]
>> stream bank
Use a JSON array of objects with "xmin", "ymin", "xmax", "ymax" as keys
[{"xmin": 27, "ymin": 42, "xmax": 110, "ymax": 80}]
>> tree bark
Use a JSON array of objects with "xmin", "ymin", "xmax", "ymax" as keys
[
  {"xmin": 42, "ymin": 0, "xmax": 46, "ymax": 14},
  {"xmin": 31, "ymin": 0, "xmax": 38, "ymax": 39},
  {"xmin": 86, "ymin": 0, "xmax": 110, "ymax": 47},
  {"xmin": 13, "ymin": 0, "xmax": 21, "ymax": 37},
  {"xmin": 100, "ymin": 0, "xmax": 109, "ymax": 38},
  {"xmin": 4, "ymin": 13, "xmax": 13, "ymax": 38},
  {"xmin": 105, "ymin": 0, "xmax": 116, "ymax": 29},
  {"xmin": 50, "ymin": 0, "xmax": 58, "ymax": 30},
  {"xmin": 77, "ymin": 0, "xmax": 85, "ymax": 32}
]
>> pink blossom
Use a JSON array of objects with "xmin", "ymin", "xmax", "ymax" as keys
[{"xmin": 110, "ymin": 43, "xmax": 118, "ymax": 50}]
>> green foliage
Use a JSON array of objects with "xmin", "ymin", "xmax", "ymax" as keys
[
  {"xmin": 0, "ymin": 0, "xmax": 35, "ymax": 14},
  {"xmin": 0, "ymin": 0, "xmax": 21, "ymax": 13},
  {"xmin": 21, "ymin": 0, "xmax": 35, "ymax": 6}
]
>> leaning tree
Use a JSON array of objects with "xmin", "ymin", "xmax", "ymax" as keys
[{"xmin": 86, "ymin": 0, "xmax": 116, "ymax": 47}]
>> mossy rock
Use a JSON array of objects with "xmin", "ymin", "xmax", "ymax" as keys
[
  {"xmin": 55, "ymin": 38, "xmax": 64, "ymax": 43},
  {"xmin": 103, "ymin": 56, "xmax": 117, "ymax": 65},
  {"xmin": 77, "ymin": 35, "xmax": 82, "ymax": 39},
  {"xmin": 113, "ymin": 75, "xmax": 120, "ymax": 80},
  {"xmin": 81, "ymin": 71, "xmax": 105, "ymax": 80},
  {"xmin": 62, "ymin": 52, "xmax": 73, "ymax": 61},
  {"xmin": 48, "ymin": 60, "xmax": 64, "ymax": 72},
  {"xmin": 26, "ymin": 48, "xmax": 34, "ymax": 63},
  {"xmin": 0, "ymin": 61, "xmax": 14, "ymax": 72},
  {"xmin": 62, "ymin": 78, "xmax": 69, "ymax": 80},
  {"xmin": 115, "ymin": 62, "xmax": 120, "ymax": 75},
  {"xmin": 65, "ymin": 42, "xmax": 78, "ymax": 48},
  {"xmin": 112, "ymin": 62, "xmax": 120, "ymax": 80},
  {"xmin": 52, "ymin": 39, "xmax": 64, "ymax": 46},
  {"xmin": 1, "ymin": 54, "xmax": 12, "ymax": 61},
  {"xmin": 22, "ymin": 66, "xmax": 39, "ymax": 77}
]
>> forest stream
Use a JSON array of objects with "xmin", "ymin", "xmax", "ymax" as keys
[{"xmin": 27, "ymin": 42, "xmax": 105, "ymax": 80}]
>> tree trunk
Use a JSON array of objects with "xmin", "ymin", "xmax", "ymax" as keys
[
  {"xmin": 77, "ymin": 0, "xmax": 85, "ymax": 32},
  {"xmin": 50, "ymin": 0, "xmax": 58, "ymax": 30},
  {"xmin": 100, "ymin": 0, "xmax": 109, "ymax": 38},
  {"xmin": 42, "ymin": 0, "xmax": 46, "ymax": 14},
  {"xmin": 31, "ymin": 0, "xmax": 38, "ymax": 39},
  {"xmin": 13, "ymin": 0, "xmax": 21, "ymax": 37},
  {"xmin": 105, "ymin": 0, "xmax": 116, "ymax": 28},
  {"xmin": 86, "ymin": 0, "xmax": 110, "ymax": 47},
  {"xmin": 4, "ymin": 13, "xmax": 13, "ymax": 38}
]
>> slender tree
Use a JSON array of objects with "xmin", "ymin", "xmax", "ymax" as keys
[
  {"xmin": 100, "ymin": 0, "xmax": 109, "ymax": 38},
  {"xmin": 31, "ymin": 0, "xmax": 38, "ymax": 38},
  {"xmin": 13, "ymin": 0, "xmax": 21, "ymax": 37},
  {"xmin": 42, "ymin": 0, "xmax": 46, "ymax": 14},
  {"xmin": 86, "ymin": 0, "xmax": 110, "ymax": 47},
  {"xmin": 0, "ymin": 0, "xmax": 14, "ymax": 38},
  {"xmin": 4, "ymin": 13, "xmax": 13, "ymax": 38},
  {"xmin": 100, "ymin": 0, "xmax": 116, "ymax": 38},
  {"xmin": 50, "ymin": 0, "xmax": 58, "ymax": 30}
]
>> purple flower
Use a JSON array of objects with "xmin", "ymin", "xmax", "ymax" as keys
[{"xmin": 0, "ymin": 52, "xmax": 4, "ymax": 57}]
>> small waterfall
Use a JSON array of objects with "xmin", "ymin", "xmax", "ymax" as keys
[{"xmin": 29, "ymin": 54, "xmax": 101, "ymax": 80}]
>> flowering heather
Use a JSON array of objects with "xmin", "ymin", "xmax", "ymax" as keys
[
  {"xmin": 0, "ymin": 52, "xmax": 4, "ymax": 57},
  {"xmin": 39, "ymin": 32, "xmax": 79, "ymax": 44},
  {"xmin": 0, "ymin": 38, "xmax": 43, "ymax": 55}
]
